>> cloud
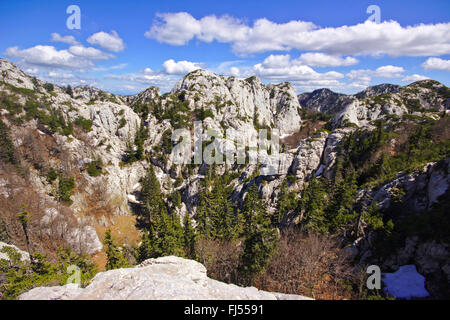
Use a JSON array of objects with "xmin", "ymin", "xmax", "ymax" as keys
[
  {"xmin": 402, "ymin": 74, "xmax": 430, "ymax": 82},
  {"xmin": 145, "ymin": 13, "xmax": 450, "ymax": 57},
  {"xmin": 347, "ymin": 65, "xmax": 405, "ymax": 80},
  {"xmin": 145, "ymin": 12, "xmax": 202, "ymax": 45},
  {"xmin": 87, "ymin": 30, "xmax": 125, "ymax": 52},
  {"xmin": 229, "ymin": 67, "xmax": 240, "ymax": 77},
  {"xmin": 162, "ymin": 59, "xmax": 203, "ymax": 75},
  {"xmin": 105, "ymin": 71, "xmax": 178, "ymax": 92},
  {"xmin": 422, "ymin": 57, "xmax": 450, "ymax": 72},
  {"xmin": 104, "ymin": 59, "xmax": 205, "ymax": 92},
  {"xmin": 24, "ymin": 67, "xmax": 38, "ymax": 75},
  {"xmin": 4, "ymin": 45, "xmax": 94, "ymax": 69},
  {"xmin": 68, "ymin": 45, "xmax": 113, "ymax": 60},
  {"xmin": 93, "ymin": 63, "xmax": 128, "ymax": 72},
  {"xmin": 253, "ymin": 54, "xmax": 344, "ymax": 82},
  {"xmin": 297, "ymin": 53, "xmax": 358, "ymax": 67},
  {"xmin": 47, "ymin": 71, "xmax": 76, "ymax": 79},
  {"xmin": 51, "ymin": 33, "xmax": 79, "ymax": 45}
]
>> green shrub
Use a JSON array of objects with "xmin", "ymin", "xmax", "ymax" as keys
[
  {"xmin": 0, "ymin": 120, "xmax": 18, "ymax": 165},
  {"xmin": 58, "ymin": 176, "xmax": 75, "ymax": 205},
  {"xmin": 74, "ymin": 116, "xmax": 93, "ymax": 132},
  {"xmin": 87, "ymin": 160, "xmax": 102, "ymax": 177},
  {"xmin": 43, "ymin": 83, "xmax": 54, "ymax": 92},
  {"xmin": 0, "ymin": 247, "xmax": 97, "ymax": 300},
  {"xmin": 118, "ymin": 118, "xmax": 127, "ymax": 129}
]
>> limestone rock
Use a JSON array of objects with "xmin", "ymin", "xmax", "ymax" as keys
[
  {"xmin": 19, "ymin": 256, "xmax": 312, "ymax": 300},
  {"xmin": 0, "ymin": 241, "xmax": 30, "ymax": 263}
]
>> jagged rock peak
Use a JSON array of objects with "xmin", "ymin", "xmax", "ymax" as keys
[
  {"xmin": 407, "ymin": 79, "xmax": 445, "ymax": 89},
  {"xmin": 298, "ymin": 88, "xmax": 353, "ymax": 114},
  {"xmin": 0, "ymin": 58, "xmax": 40, "ymax": 90},
  {"xmin": 129, "ymin": 86, "xmax": 161, "ymax": 105},
  {"xmin": 355, "ymin": 83, "xmax": 402, "ymax": 99}
]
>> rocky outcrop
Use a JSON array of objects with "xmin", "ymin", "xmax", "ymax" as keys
[
  {"xmin": 364, "ymin": 158, "xmax": 450, "ymax": 212},
  {"xmin": 298, "ymin": 88, "xmax": 353, "ymax": 115},
  {"xmin": 173, "ymin": 70, "xmax": 302, "ymax": 136},
  {"xmin": 19, "ymin": 256, "xmax": 312, "ymax": 300},
  {"xmin": 0, "ymin": 241, "xmax": 30, "ymax": 263},
  {"xmin": 290, "ymin": 132, "xmax": 328, "ymax": 183}
]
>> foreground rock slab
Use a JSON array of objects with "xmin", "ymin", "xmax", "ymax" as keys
[{"xmin": 19, "ymin": 256, "xmax": 312, "ymax": 300}]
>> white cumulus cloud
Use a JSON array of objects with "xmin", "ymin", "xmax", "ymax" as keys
[
  {"xmin": 87, "ymin": 30, "xmax": 125, "ymax": 52},
  {"xmin": 402, "ymin": 74, "xmax": 430, "ymax": 82},
  {"xmin": 4, "ymin": 45, "xmax": 93, "ymax": 69},
  {"xmin": 297, "ymin": 53, "xmax": 358, "ymax": 67},
  {"xmin": 68, "ymin": 45, "xmax": 113, "ymax": 60},
  {"xmin": 162, "ymin": 59, "xmax": 202, "ymax": 75},
  {"xmin": 347, "ymin": 65, "xmax": 405, "ymax": 80},
  {"xmin": 253, "ymin": 54, "xmax": 344, "ymax": 82},
  {"xmin": 145, "ymin": 13, "xmax": 450, "ymax": 57},
  {"xmin": 51, "ymin": 33, "xmax": 79, "ymax": 45},
  {"xmin": 422, "ymin": 57, "xmax": 450, "ymax": 72}
]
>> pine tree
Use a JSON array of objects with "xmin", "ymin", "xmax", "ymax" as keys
[
  {"xmin": 134, "ymin": 121, "xmax": 147, "ymax": 161},
  {"xmin": 153, "ymin": 205, "xmax": 185, "ymax": 257},
  {"xmin": 195, "ymin": 172, "xmax": 243, "ymax": 241},
  {"xmin": 327, "ymin": 166, "xmax": 359, "ymax": 233},
  {"xmin": 140, "ymin": 166, "xmax": 185, "ymax": 258},
  {"xmin": 239, "ymin": 184, "xmax": 278, "ymax": 283},
  {"xmin": 195, "ymin": 194, "xmax": 211, "ymax": 238},
  {"xmin": 299, "ymin": 179, "xmax": 328, "ymax": 232},
  {"xmin": 275, "ymin": 180, "xmax": 298, "ymax": 227},
  {"xmin": 18, "ymin": 204, "xmax": 32, "ymax": 259},
  {"xmin": 103, "ymin": 229, "xmax": 129, "ymax": 270},
  {"xmin": 137, "ymin": 231, "xmax": 154, "ymax": 263},
  {"xmin": 0, "ymin": 120, "xmax": 18, "ymax": 165},
  {"xmin": 141, "ymin": 166, "xmax": 162, "ymax": 226},
  {"xmin": 183, "ymin": 214, "xmax": 197, "ymax": 259},
  {"xmin": 66, "ymin": 85, "xmax": 73, "ymax": 97}
]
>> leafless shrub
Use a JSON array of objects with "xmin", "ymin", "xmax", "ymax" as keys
[
  {"xmin": 195, "ymin": 238, "xmax": 242, "ymax": 284},
  {"xmin": 254, "ymin": 229, "xmax": 355, "ymax": 299}
]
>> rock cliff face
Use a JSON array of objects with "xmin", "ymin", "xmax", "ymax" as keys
[
  {"xmin": 298, "ymin": 80, "xmax": 447, "ymax": 129},
  {"xmin": 0, "ymin": 242, "xmax": 30, "ymax": 263},
  {"xmin": 18, "ymin": 256, "xmax": 311, "ymax": 300},
  {"xmin": 298, "ymin": 88, "xmax": 353, "ymax": 115}
]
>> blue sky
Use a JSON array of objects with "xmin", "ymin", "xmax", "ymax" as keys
[{"xmin": 0, "ymin": 0, "xmax": 449, "ymax": 95}]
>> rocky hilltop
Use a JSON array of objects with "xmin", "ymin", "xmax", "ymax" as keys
[{"xmin": 18, "ymin": 256, "xmax": 311, "ymax": 300}]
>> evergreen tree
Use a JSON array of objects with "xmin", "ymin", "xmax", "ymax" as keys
[
  {"xmin": 66, "ymin": 85, "xmax": 73, "ymax": 97},
  {"xmin": 195, "ymin": 171, "xmax": 243, "ymax": 241},
  {"xmin": 140, "ymin": 166, "xmax": 185, "ymax": 258},
  {"xmin": 137, "ymin": 231, "xmax": 155, "ymax": 263},
  {"xmin": 195, "ymin": 194, "xmax": 211, "ymax": 238},
  {"xmin": 18, "ymin": 204, "xmax": 32, "ymax": 259},
  {"xmin": 103, "ymin": 229, "xmax": 129, "ymax": 270},
  {"xmin": 183, "ymin": 214, "xmax": 197, "ymax": 259},
  {"xmin": 0, "ymin": 120, "xmax": 18, "ymax": 165},
  {"xmin": 239, "ymin": 184, "xmax": 278, "ymax": 283},
  {"xmin": 327, "ymin": 166, "xmax": 359, "ymax": 233},
  {"xmin": 299, "ymin": 179, "xmax": 328, "ymax": 232},
  {"xmin": 141, "ymin": 166, "xmax": 162, "ymax": 226},
  {"xmin": 134, "ymin": 121, "xmax": 147, "ymax": 161},
  {"xmin": 275, "ymin": 180, "xmax": 298, "ymax": 227},
  {"xmin": 152, "ymin": 205, "xmax": 185, "ymax": 257}
]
